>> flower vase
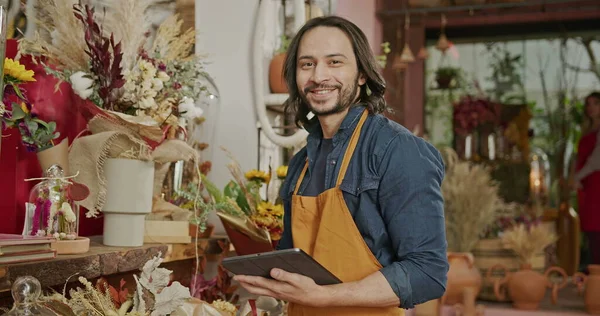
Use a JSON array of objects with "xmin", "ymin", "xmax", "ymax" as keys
[
  {"xmin": 573, "ymin": 265, "xmax": 600, "ymax": 314},
  {"xmin": 489, "ymin": 263, "xmax": 567, "ymax": 310},
  {"xmin": 27, "ymin": 138, "xmax": 90, "ymax": 255},
  {"xmin": 442, "ymin": 252, "xmax": 482, "ymax": 309},
  {"xmin": 102, "ymin": 158, "xmax": 154, "ymax": 247},
  {"xmin": 269, "ymin": 53, "xmax": 287, "ymax": 93}
]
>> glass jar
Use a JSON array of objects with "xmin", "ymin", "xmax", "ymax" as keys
[
  {"xmin": 26, "ymin": 165, "xmax": 79, "ymax": 240},
  {"xmin": 2, "ymin": 276, "xmax": 57, "ymax": 316}
]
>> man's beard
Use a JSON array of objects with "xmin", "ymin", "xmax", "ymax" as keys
[{"xmin": 300, "ymin": 74, "xmax": 360, "ymax": 117}]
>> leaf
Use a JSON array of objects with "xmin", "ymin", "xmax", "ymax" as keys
[
  {"xmin": 132, "ymin": 275, "xmax": 146, "ymax": 313},
  {"xmin": 151, "ymin": 282, "xmax": 191, "ymax": 316},
  {"xmin": 11, "ymin": 103, "xmax": 26, "ymax": 120},
  {"xmin": 32, "ymin": 118, "xmax": 49, "ymax": 129},
  {"xmin": 201, "ymin": 174, "xmax": 223, "ymax": 203},
  {"xmin": 26, "ymin": 120, "xmax": 38, "ymax": 134}
]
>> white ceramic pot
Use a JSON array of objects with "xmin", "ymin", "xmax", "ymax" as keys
[{"xmin": 102, "ymin": 158, "xmax": 154, "ymax": 247}]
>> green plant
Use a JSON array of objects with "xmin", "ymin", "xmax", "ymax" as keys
[
  {"xmin": 485, "ymin": 43, "xmax": 526, "ymax": 103},
  {"xmin": 436, "ymin": 66, "xmax": 460, "ymax": 78},
  {"xmin": 376, "ymin": 42, "xmax": 391, "ymax": 68},
  {"xmin": 276, "ymin": 35, "xmax": 291, "ymax": 55}
]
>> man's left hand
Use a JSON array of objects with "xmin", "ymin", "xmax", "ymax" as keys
[{"xmin": 233, "ymin": 268, "xmax": 332, "ymax": 307}]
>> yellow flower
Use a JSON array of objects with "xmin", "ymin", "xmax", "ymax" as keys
[
  {"xmin": 20, "ymin": 102, "xmax": 29, "ymax": 114},
  {"xmin": 211, "ymin": 299, "xmax": 237, "ymax": 315},
  {"xmin": 276, "ymin": 165, "xmax": 288, "ymax": 179},
  {"xmin": 271, "ymin": 203, "xmax": 284, "ymax": 217},
  {"xmin": 245, "ymin": 169, "xmax": 270, "ymax": 183},
  {"xmin": 4, "ymin": 58, "xmax": 35, "ymax": 83},
  {"xmin": 256, "ymin": 201, "xmax": 284, "ymax": 218}
]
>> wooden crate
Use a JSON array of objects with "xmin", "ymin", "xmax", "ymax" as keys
[{"xmin": 144, "ymin": 220, "xmax": 191, "ymax": 244}]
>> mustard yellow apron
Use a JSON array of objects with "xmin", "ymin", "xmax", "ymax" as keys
[{"xmin": 288, "ymin": 110, "xmax": 404, "ymax": 315}]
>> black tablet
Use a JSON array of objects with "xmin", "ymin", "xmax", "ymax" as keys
[{"xmin": 222, "ymin": 248, "xmax": 342, "ymax": 285}]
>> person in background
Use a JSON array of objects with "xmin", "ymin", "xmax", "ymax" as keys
[
  {"xmin": 233, "ymin": 16, "xmax": 448, "ymax": 315},
  {"xmin": 575, "ymin": 91, "xmax": 600, "ymax": 265}
]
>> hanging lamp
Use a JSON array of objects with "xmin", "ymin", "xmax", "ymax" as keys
[
  {"xmin": 436, "ymin": 14, "xmax": 450, "ymax": 53},
  {"xmin": 392, "ymin": 14, "xmax": 415, "ymax": 70}
]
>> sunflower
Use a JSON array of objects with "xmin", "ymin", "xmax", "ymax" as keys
[
  {"xmin": 244, "ymin": 169, "xmax": 270, "ymax": 183},
  {"xmin": 276, "ymin": 165, "xmax": 288, "ymax": 179},
  {"xmin": 4, "ymin": 58, "xmax": 35, "ymax": 83}
]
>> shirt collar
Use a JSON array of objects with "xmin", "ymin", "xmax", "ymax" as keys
[{"xmin": 306, "ymin": 104, "xmax": 366, "ymax": 145}]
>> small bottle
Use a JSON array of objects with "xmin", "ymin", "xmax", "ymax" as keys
[
  {"xmin": 26, "ymin": 165, "xmax": 79, "ymax": 240},
  {"xmin": 2, "ymin": 276, "xmax": 56, "ymax": 315}
]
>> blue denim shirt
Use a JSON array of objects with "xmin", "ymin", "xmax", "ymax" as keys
[{"xmin": 277, "ymin": 105, "xmax": 449, "ymax": 309}]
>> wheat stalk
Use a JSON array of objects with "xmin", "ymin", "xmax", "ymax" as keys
[
  {"xmin": 19, "ymin": 0, "xmax": 89, "ymax": 71},
  {"xmin": 441, "ymin": 147, "xmax": 504, "ymax": 253},
  {"xmin": 501, "ymin": 224, "xmax": 557, "ymax": 265},
  {"xmin": 151, "ymin": 14, "xmax": 196, "ymax": 62}
]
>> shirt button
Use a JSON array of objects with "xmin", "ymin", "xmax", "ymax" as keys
[{"xmin": 331, "ymin": 160, "xmax": 336, "ymax": 165}]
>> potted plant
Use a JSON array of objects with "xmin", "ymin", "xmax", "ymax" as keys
[
  {"xmin": 269, "ymin": 35, "xmax": 291, "ymax": 93},
  {"xmin": 435, "ymin": 66, "xmax": 460, "ymax": 89}
]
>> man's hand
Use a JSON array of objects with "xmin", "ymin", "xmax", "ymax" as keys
[{"xmin": 233, "ymin": 268, "xmax": 332, "ymax": 307}]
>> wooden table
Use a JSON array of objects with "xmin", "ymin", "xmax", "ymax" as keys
[{"xmin": 0, "ymin": 235, "xmax": 229, "ymax": 307}]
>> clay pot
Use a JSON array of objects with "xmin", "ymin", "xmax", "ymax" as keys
[
  {"xmin": 488, "ymin": 263, "xmax": 567, "ymax": 310},
  {"xmin": 573, "ymin": 264, "xmax": 600, "ymax": 314},
  {"xmin": 442, "ymin": 252, "xmax": 482, "ymax": 306},
  {"xmin": 268, "ymin": 53, "xmax": 288, "ymax": 93},
  {"xmin": 435, "ymin": 75, "xmax": 455, "ymax": 89}
]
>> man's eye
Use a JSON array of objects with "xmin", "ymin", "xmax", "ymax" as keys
[
  {"xmin": 302, "ymin": 62, "xmax": 313, "ymax": 67},
  {"xmin": 330, "ymin": 60, "xmax": 342, "ymax": 65}
]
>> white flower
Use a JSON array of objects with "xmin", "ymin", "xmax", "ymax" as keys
[
  {"xmin": 53, "ymin": 232, "xmax": 60, "ymax": 239},
  {"xmin": 138, "ymin": 97, "xmax": 156, "ymax": 110},
  {"xmin": 123, "ymin": 81, "xmax": 137, "ymax": 94},
  {"xmin": 178, "ymin": 97, "xmax": 203, "ymax": 119},
  {"xmin": 70, "ymin": 71, "xmax": 94, "ymax": 100},
  {"xmin": 61, "ymin": 202, "xmax": 77, "ymax": 223},
  {"xmin": 157, "ymin": 71, "xmax": 170, "ymax": 82},
  {"xmin": 151, "ymin": 78, "xmax": 164, "ymax": 91},
  {"xmin": 59, "ymin": 232, "xmax": 66, "ymax": 239},
  {"xmin": 139, "ymin": 60, "xmax": 157, "ymax": 80}
]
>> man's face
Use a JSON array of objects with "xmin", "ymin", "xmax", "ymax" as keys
[{"xmin": 295, "ymin": 26, "xmax": 366, "ymax": 116}]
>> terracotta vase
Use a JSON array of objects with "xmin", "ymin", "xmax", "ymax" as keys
[
  {"xmin": 573, "ymin": 264, "xmax": 600, "ymax": 314},
  {"xmin": 442, "ymin": 252, "xmax": 482, "ymax": 308},
  {"xmin": 268, "ymin": 53, "xmax": 288, "ymax": 93},
  {"xmin": 489, "ymin": 263, "xmax": 567, "ymax": 310}
]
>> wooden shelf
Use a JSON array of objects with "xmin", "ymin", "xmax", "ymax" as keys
[{"xmin": 0, "ymin": 235, "xmax": 229, "ymax": 293}]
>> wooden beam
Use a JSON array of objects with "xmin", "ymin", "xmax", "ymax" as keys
[{"xmin": 420, "ymin": 7, "xmax": 600, "ymax": 29}]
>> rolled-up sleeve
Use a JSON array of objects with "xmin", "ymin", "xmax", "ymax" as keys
[{"xmin": 377, "ymin": 133, "xmax": 448, "ymax": 309}]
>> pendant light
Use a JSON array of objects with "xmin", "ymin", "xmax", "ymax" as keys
[{"xmin": 436, "ymin": 14, "xmax": 450, "ymax": 53}]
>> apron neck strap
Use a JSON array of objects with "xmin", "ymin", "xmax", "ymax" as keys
[
  {"xmin": 293, "ymin": 108, "xmax": 369, "ymax": 194},
  {"xmin": 335, "ymin": 109, "xmax": 368, "ymax": 187},
  {"xmin": 293, "ymin": 159, "xmax": 309, "ymax": 195}
]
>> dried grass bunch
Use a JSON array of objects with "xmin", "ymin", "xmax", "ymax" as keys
[
  {"xmin": 43, "ymin": 252, "xmax": 191, "ymax": 316},
  {"xmin": 501, "ymin": 223, "xmax": 557, "ymax": 265},
  {"xmin": 441, "ymin": 147, "xmax": 504, "ymax": 252},
  {"xmin": 19, "ymin": 0, "xmax": 208, "ymax": 130}
]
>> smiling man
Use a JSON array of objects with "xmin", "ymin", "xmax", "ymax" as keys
[{"xmin": 234, "ymin": 16, "xmax": 448, "ymax": 315}]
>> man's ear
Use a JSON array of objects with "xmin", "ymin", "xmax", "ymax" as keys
[{"xmin": 358, "ymin": 73, "xmax": 366, "ymax": 86}]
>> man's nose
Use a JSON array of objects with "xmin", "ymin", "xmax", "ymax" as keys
[{"xmin": 310, "ymin": 63, "xmax": 331, "ymax": 84}]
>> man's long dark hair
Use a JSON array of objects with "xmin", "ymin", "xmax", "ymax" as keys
[{"xmin": 282, "ymin": 16, "xmax": 387, "ymax": 127}]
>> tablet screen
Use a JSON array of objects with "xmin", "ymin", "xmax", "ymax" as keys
[{"xmin": 222, "ymin": 248, "xmax": 342, "ymax": 285}]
